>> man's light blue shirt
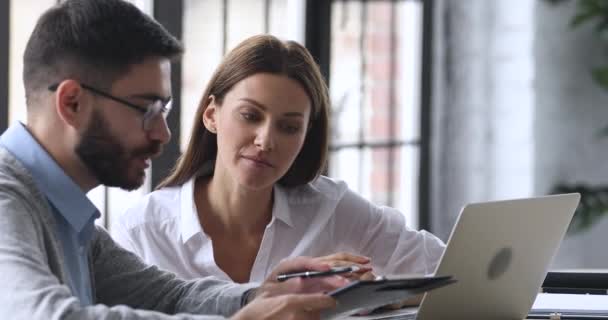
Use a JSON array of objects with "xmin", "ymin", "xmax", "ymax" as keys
[{"xmin": 0, "ymin": 123, "xmax": 99, "ymax": 306}]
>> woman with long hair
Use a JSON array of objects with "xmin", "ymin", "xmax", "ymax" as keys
[{"xmin": 113, "ymin": 34, "xmax": 444, "ymax": 284}]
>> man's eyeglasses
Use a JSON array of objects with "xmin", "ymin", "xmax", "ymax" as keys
[{"xmin": 48, "ymin": 83, "xmax": 172, "ymax": 131}]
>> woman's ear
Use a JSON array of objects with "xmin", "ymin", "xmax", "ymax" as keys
[{"xmin": 202, "ymin": 95, "xmax": 218, "ymax": 134}]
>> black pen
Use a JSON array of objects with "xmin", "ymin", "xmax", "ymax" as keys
[{"xmin": 276, "ymin": 265, "xmax": 360, "ymax": 282}]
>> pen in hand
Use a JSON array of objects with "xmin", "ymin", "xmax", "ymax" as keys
[{"xmin": 276, "ymin": 265, "xmax": 361, "ymax": 282}]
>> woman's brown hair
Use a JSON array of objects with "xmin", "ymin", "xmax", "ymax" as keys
[{"xmin": 157, "ymin": 34, "xmax": 330, "ymax": 189}]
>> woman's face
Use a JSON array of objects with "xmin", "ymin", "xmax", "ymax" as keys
[{"xmin": 204, "ymin": 73, "xmax": 312, "ymax": 190}]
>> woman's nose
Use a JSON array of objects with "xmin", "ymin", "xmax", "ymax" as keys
[{"xmin": 254, "ymin": 125, "xmax": 275, "ymax": 151}]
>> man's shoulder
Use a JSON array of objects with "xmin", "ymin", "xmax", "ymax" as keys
[
  {"xmin": 0, "ymin": 147, "xmax": 46, "ymax": 210},
  {"xmin": 0, "ymin": 147, "xmax": 28, "ymax": 183},
  {"xmin": 0, "ymin": 148, "xmax": 47, "ymax": 243}
]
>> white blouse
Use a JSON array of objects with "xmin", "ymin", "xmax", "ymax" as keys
[{"xmin": 112, "ymin": 176, "xmax": 445, "ymax": 283}]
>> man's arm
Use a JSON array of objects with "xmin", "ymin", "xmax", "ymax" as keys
[
  {"xmin": 92, "ymin": 226, "xmax": 257, "ymax": 317},
  {"xmin": 0, "ymin": 191, "xmax": 230, "ymax": 320}
]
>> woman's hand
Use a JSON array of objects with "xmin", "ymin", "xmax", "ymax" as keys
[
  {"xmin": 310, "ymin": 252, "xmax": 374, "ymax": 280},
  {"xmin": 311, "ymin": 252, "xmax": 424, "ymax": 309},
  {"xmin": 250, "ymin": 256, "xmax": 349, "ymax": 301},
  {"xmin": 236, "ymin": 256, "xmax": 349, "ymax": 320}
]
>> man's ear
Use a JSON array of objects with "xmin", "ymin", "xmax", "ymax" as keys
[
  {"xmin": 53, "ymin": 80, "xmax": 88, "ymax": 129},
  {"xmin": 202, "ymin": 95, "xmax": 218, "ymax": 134}
]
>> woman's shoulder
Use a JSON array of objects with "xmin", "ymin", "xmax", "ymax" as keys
[
  {"xmin": 283, "ymin": 175, "xmax": 349, "ymax": 204},
  {"xmin": 116, "ymin": 184, "xmax": 183, "ymax": 231}
]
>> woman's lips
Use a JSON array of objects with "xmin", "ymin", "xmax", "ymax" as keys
[{"xmin": 242, "ymin": 155, "xmax": 274, "ymax": 168}]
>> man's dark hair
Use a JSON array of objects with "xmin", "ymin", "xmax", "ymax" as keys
[{"xmin": 23, "ymin": 0, "xmax": 183, "ymax": 105}]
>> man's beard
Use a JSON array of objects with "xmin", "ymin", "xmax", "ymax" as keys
[{"xmin": 75, "ymin": 110, "xmax": 161, "ymax": 191}]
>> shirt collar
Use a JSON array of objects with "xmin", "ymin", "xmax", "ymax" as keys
[
  {"xmin": 272, "ymin": 184, "xmax": 294, "ymax": 228},
  {"xmin": 180, "ymin": 178, "xmax": 202, "ymax": 243},
  {"xmin": 0, "ymin": 123, "xmax": 99, "ymax": 233}
]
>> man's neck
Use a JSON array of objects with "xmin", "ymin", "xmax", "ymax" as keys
[{"xmin": 26, "ymin": 122, "xmax": 99, "ymax": 192}]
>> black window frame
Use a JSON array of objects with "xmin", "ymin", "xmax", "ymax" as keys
[
  {"xmin": 151, "ymin": 0, "xmax": 184, "ymax": 189},
  {"xmin": 1, "ymin": 0, "xmax": 9, "ymax": 133},
  {"xmin": 305, "ymin": 0, "xmax": 434, "ymax": 231}
]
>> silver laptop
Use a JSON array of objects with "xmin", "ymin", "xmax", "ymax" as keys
[{"xmin": 412, "ymin": 193, "xmax": 580, "ymax": 320}]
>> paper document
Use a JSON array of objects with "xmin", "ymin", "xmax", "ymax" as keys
[{"xmin": 531, "ymin": 293, "xmax": 608, "ymax": 314}]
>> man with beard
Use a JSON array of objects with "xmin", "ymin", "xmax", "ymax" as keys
[{"xmin": 0, "ymin": 0, "xmax": 346, "ymax": 319}]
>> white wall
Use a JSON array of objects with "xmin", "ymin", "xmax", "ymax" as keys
[
  {"xmin": 535, "ymin": 0, "xmax": 608, "ymax": 268},
  {"xmin": 432, "ymin": 0, "xmax": 608, "ymax": 268},
  {"xmin": 431, "ymin": 0, "xmax": 535, "ymax": 240}
]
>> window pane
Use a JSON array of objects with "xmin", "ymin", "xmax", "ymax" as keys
[
  {"xmin": 9, "ymin": 0, "xmax": 56, "ymax": 125},
  {"xmin": 226, "ymin": 0, "xmax": 265, "ymax": 50},
  {"xmin": 363, "ymin": 2, "xmax": 396, "ymax": 143},
  {"xmin": 329, "ymin": 1, "xmax": 422, "ymax": 145},
  {"xmin": 227, "ymin": 0, "xmax": 299, "ymax": 47},
  {"xmin": 328, "ymin": 148, "xmax": 362, "ymax": 192},
  {"xmin": 329, "ymin": 146, "xmax": 419, "ymax": 228},
  {"xmin": 397, "ymin": 145, "xmax": 419, "ymax": 229},
  {"xmin": 279, "ymin": 0, "xmax": 306, "ymax": 42},
  {"xmin": 329, "ymin": 1, "xmax": 364, "ymax": 145},
  {"xmin": 182, "ymin": 0, "xmax": 224, "ymax": 152},
  {"xmin": 328, "ymin": 0, "xmax": 423, "ymax": 227},
  {"xmin": 397, "ymin": 1, "xmax": 423, "ymax": 142}
]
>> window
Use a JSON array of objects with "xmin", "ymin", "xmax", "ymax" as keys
[
  {"xmin": 328, "ymin": 0, "xmax": 424, "ymax": 228},
  {"xmin": 8, "ymin": 0, "xmax": 56, "ymax": 125},
  {"xmin": 3, "ymin": 0, "xmax": 429, "ymax": 232}
]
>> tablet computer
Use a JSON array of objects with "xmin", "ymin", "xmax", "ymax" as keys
[{"xmin": 321, "ymin": 275, "xmax": 455, "ymax": 320}]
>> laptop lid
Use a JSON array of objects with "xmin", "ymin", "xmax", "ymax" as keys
[{"xmin": 416, "ymin": 193, "xmax": 580, "ymax": 320}]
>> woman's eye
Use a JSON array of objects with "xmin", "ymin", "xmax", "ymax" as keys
[
  {"xmin": 280, "ymin": 123, "xmax": 302, "ymax": 134},
  {"xmin": 241, "ymin": 112, "xmax": 258, "ymax": 121}
]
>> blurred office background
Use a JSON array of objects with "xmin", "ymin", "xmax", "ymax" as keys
[{"xmin": 2, "ymin": 0, "xmax": 608, "ymax": 269}]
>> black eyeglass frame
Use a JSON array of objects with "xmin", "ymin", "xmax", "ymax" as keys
[{"xmin": 48, "ymin": 83, "xmax": 172, "ymax": 131}]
